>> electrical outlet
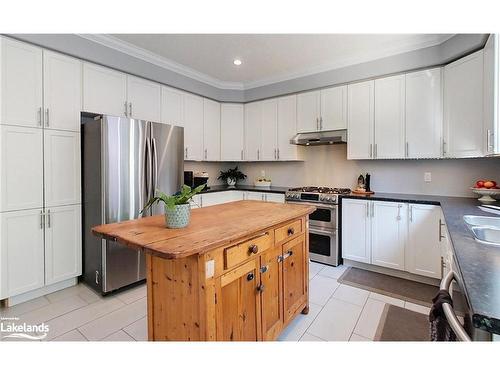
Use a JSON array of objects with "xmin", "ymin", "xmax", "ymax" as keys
[{"xmin": 424, "ymin": 172, "xmax": 432, "ymax": 183}]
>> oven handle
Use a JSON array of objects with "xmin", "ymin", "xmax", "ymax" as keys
[
  {"xmin": 286, "ymin": 201, "xmax": 337, "ymax": 210},
  {"xmin": 309, "ymin": 227, "xmax": 337, "ymax": 236},
  {"xmin": 440, "ymin": 270, "xmax": 471, "ymax": 342}
]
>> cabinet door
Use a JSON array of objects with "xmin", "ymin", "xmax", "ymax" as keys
[
  {"xmin": 277, "ymin": 95, "xmax": 298, "ymax": 160},
  {"xmin": 320, "ymin": 85, "xmax": 347, "ymax": 130},
  {"xmin": 297, "ymin": 91, "xmax": 320, "ymax": 133},
  {"xmin": 160, "ymin": 86, "xmax": 184, "ymax": 127},
  {"xmin": 341, "ymin": 199, "xmax": 371, "ymax": 263},
  {"xmin": 244, "ymin": 101, "xmax": 262, "ymax": 161},
  {"xmin": 43, "ymin": 51, "xmax": 82, "ymax": 131},
  {"xmin": 371, "ymin": 201, "xmax": 406, "ymax": 271},
  {"xmin": 221, "ymin": 104, "xmax": 244, "ymax": 161},
  {"xmin": 444, "ymin": 50, "xmax": 484, "ymax": 158},
  {"xmin": 0, "ymin": 37, "xmax": 43, "ymax": 127},
  {"xmin": 215, "ymin": 258, "xmax": 261, "ymax": 341},
  {"xmin": 282, "ymin": 233, "xmax": 307, "ymax": 324},
  {"xmin": 0, "ymin": 125, "xmax": 43, "ymax": 212},
  {"xmin": 265, "ymin": 193, "xmax": 285, "ymax": 203},
  {"xmin": 347, "ymin": 81, "xmax": 374, "ymax": 159},
  {"xmin": 203, "ymin": 98, "xmax": 220, "ymax": 161},
  {"xmin": 127, "ymin": 76, "xmax": 161, "ymax": 122},
  {"xmin": 183, "ymin": 93, "xmax": 204, "ymax": 160},
  {"xmin": 261, "ymin": 99, "xmax": 278, "ymax": 160},
  {"xmin": 82, "ymin": 63, "xmax": 127, "ymax": 117},
  {"xmin": 483, "ymin": 34, "xmax": 497, "ymax": 155},
  {"xmin": 45, "ymin": 205, "xmax": 82, "ymax": 285},
  {"xmin": 260, "ymin": 246, "xmax": 283, "ymax": 340},
  {"xmin": 245, "ymin": 191, "xmax": 264, "ymax": 201},
  {"xmin": 0, "ymin": 209, "xmax": 44, "ymax": 299},
  {"xmin": 44, "ymin": 130, "xmax": 81, "ymax": 207},
  {"xmin": 405, "ymin": 68, "xmax": 442, "ymax": 158},
  {"xmin": 374, "ymin": 75, "xmax": 406, "ymax": 159},
  {"xmin": 407, "ymin": 204, "xmax": 442, "ymax": 278},
  {"xmin": 201, "ymin": 192, "xmax": 231, "ymax": 207}
]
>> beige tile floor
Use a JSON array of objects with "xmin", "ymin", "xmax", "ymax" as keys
[{"xmin": 0, "ymin": 262, "xmax": 430, "ymax": 342}]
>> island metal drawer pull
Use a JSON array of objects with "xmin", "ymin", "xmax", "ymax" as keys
[
  {"xmin": 440, "ymin": 270, "xmax": 471, "ymax": 342},
  {"xmin": 257, "ymin": 284, "xmax": 265, "ymax": 293},
  {"xmin": 246, "ymin": 272, "xmax": 254, "ymax": 282},
  {"xmin": 439, "ymin": 219, "xmax": 445, "ymax": 241},
  {"xmin": 287, "ymin": 227, "xmax": 295, "ymax": 236},
  {"xmin": 248, "ymin": 244, "xmax": 259, "ymax": 255},
  {"xmin": 260, "ymin": 265, "xmax": 269, "ymax": 274},
  {"xmin": 282, "ymin": 250, "xmax": 293, "ymax": 261}
]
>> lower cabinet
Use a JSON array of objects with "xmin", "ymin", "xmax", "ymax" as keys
[
  {"xmin": 342, "ymin": 198, "xmax": 443, "ymax": 279},
  {"xmin": 282, "ymin": 234, "xmax": 307, "ymax": 324},
  {"xmin": 198, "ymin": 191, "xmax": 285, "ymax": 207},
  {"xmin": 260, "ymin": 245, "xmax": 283, "ymax": 340}
]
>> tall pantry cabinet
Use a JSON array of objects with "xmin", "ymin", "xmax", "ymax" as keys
[{"xmin": 0, "ymin": 37, "xmax": 82, "ymax": 302}]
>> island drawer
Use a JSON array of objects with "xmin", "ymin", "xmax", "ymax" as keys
[
  {"xmin": 274, "ymin": 219, "xmax": 302, "ymax": 244},
  {"xmin": 224, "ymin": 231, "xmax": 273, "ymax": 269}
]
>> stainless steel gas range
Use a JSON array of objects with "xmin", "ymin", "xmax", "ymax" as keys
[{"xmin": 285, "ymin": 187, "xmax": 351, "ymax": 266}]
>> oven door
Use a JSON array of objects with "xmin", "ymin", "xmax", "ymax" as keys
[
  {"xmin": 286, "ymin": 201, "xmax": 336, "ymax": 229},
  {"xmin": 309, "ymin": 226, "xmax": 339, "ymax": 266}
]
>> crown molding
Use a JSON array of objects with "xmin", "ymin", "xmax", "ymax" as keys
[{"xmin": 78, "ymin": 34, "xmax": 454, "ymax": 91}]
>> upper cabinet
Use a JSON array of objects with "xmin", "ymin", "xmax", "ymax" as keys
[
  {"xmin": 0, "ymin": 37, "xmax": 43, "ymax": 128},
  {"xmin": 320, "ymin": 86, "xmax": 347, "ymax": 131},
  {"xmin": 83, "ymin": 63, "xmax": 127, "ymax": 117},
  {"xmin": 297, "ymin": 91, "xmax": 320, "ymax": 132},
  {"xmin": 277, "ymin": 95, "xmax": 299, "ymax": 161},
  {"xmin": 43, "ymin": 51, "xmax": 82, "ymax": 131},
  {"xmin": 443, "ymin": 50, "xmax": 484, "ymax": 158},
  {"xmin": 183, "ymin": 93, "xmax": 204, "ymax": 161},
  {"xmin": 374, "ymin": 75, "xmax": 406, "ymax": 159},
  {"xmin": 126, "ymin": 76, "xmax": 161, "ymax": 122},
  {"xmin": 203, "ymin": 98, "xmax": 220, "ymax": 161},
  {"xmin": 347, "ymin": 80, "xmax": 374, "ymax": 159},
  {"xmin": 261, "ymin": 99, "xmax": 278, "ymax": 160},
  {"xmin": 161, "ymin": 86, "xmax": 184, "ymax": 127},
  {"xmin": 221, "ymin": 103, "xmax": 244, "ymax": 161},
  {"xmin": 483, "ymin": 34, "xmax": 497, "ymax": 155},
  {"xmin": 244, "ymin": 101, "xmax": 262, "ymax": 160},
  {"xmin": 405, "ymin": 68, "xmax": 442, "ymax": 159}
]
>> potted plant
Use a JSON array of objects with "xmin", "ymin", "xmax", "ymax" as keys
[
  {"xmin": 141, "ymin": 184, "xmax": 205, "ymax": 228},
  {"xmin": 218, "ymin": 166, "xmax": 247, "ymax": 187}
]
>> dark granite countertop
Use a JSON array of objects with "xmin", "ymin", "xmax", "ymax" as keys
[
  {"xmin": 340, "ymin": 192, "xmax": 500, "ymax": 336},
  {"xmin": 199, "ymin": 184, "xmax": 290, "ymax": 194}
]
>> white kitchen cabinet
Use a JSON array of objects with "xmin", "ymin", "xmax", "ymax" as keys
[
  {"xmin": 342, "ymin": 199, "xmax": 371, "ymax": 263},
  {"xmin": 371, "ymin": 201, "xmax": 406, "ymax": 271},
  {"xmin": 297, "ymin": 91, "xmax": 320, "ymax": 133},
  {"xmin": 264, "ymin": 193, "xmax": 285, "ymax": 203},
  {"xmin": 83, "ymin": 62, "xmax": 127, "ymax": 117},
  {"xmin": 0, "ymin": 37, "xmax": 43, "ymax": 128},
  {"xmin": 161, "ymin": 86, "xmax": 184, "ymax": 127},
  {"xmin": 43, "ymin": 51, "xmax": 82, "ymax": 132},
  {"xmin": 126, "ymin": 75, "xmax": 161, "ymax": 122},
  {"xmin": 244, "ymin": 191, "xmax": 265, "ymax": 201},
  {"xmin": 374, "ymin": 75, "xmax": 406, "ymax": 159},
  {"xmin": 483, "ymin": 34, "xmax": 497, "ymax": 155},
  {"xmin": 201, "ymin": 191, "xmax": 245, "ymax": 207},
  {"xmin": 405, "ymin": 68, "xmax": 443, "ymax": 158},
  {"xmin": 443, "ymin": 50, "xmax": 484, "ymax": 158},
  {"xmin": 406, "ymin": 204, "xmax": 442, "ymax": 279},
  {"xmin": 44, "ymin": 204, "xmax": 82, "ymax": 285},
  {"xmin": 347, "ymin": 80, "xmax": 374, "ymax": 159},
  {"xmin": 0, "ymin": 209, "xmax": 45, "ymax": 299},
  {"xmin": 320, "ymin": 86, "xmax": 347, "ymax": 131},
  {"xmin": 277, "ymin": 95, "xmax": 299, "ymax": 160},
  {"xmin": 203, "ymin": 98, "xmax": 220, "ymax": 161},
  {"xmin": 244, "ymin": 101, "xmax": 262, "ymax": 160},
  {"xmin": 44, "ymin": 130, "xmax": 81, "ymax": 207},
  {"xmin": 221, "ymin": 103, "xmax": 244, "ymax": 161},
  {"xmin": 261, "ymin": 99, "xmax": 278, "ymax": 160},
  {"xmin": 183, "ymin": 93, "xmax": 204, "ymax": 160},
  {"xmin": 0, "ymin": 125, "xmax": 43, "ymax": 212}
]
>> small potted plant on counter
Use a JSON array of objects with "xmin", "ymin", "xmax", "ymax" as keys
[
  {"xmin": 141, "ymin": 184, "xmax": 205, "ymax": 228},
  {"xmin": 217, "ymin": 166, "xmax": 247, "ymax": 187}
]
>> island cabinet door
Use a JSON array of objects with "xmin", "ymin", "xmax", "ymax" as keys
[
  {"xmin": 215, "ymin": 258, "xmax": 262, "ymax": 341},
  {"xmin": 259, "ymin": 246, "xmax": 283, "ymax": 340},
  {"xmin": 282, "ymin": 233, "xmax": 307, "ymax": 324}
]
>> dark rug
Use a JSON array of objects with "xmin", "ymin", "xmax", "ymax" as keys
[
  {"xmin": 337, "ymin": 267, "xmax": 438, "ymax": 307},
  {"xmin": 375, "ymin": 304, "xmax": 430, "ymax": 341}
]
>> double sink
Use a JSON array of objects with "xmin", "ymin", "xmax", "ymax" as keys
[{"xmin": 463, "ymin": 215, "xmax": 500, "ymax": 246}]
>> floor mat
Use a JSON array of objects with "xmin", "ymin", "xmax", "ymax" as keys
[{"xmin": 374, "ymin": 304, "xmax": 429, "ymax": 341}]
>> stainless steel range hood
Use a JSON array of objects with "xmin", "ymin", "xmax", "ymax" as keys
[{"xmin": 290, "ymin": 130, "xmax": 347, "ymax": 146}]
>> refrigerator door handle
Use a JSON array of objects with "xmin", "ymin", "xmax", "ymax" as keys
[
  {"xmin": 152, "ymin": 137, "xmax": 158, "ymax": 194},
  {"xmin": 145, "ymin": 136, "xmax": 152, "ymax": 204}
]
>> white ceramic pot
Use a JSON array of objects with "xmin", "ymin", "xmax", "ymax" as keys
[{"xmin": 227, "ymin": 177, "xmax": 237, "ymax": 186}]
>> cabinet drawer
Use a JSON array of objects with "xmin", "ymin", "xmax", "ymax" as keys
[
  {"xmin": 224, "ymin": 231, "xmax": 273, "ymax": 270},
  {"xmin": 274, "ymin": 219, "xmax": 302, "ymax": 244}
]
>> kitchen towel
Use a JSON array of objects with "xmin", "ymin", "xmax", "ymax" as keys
[{"xmin": 429, "ymin": 290, "xmax": 457, "ymax": 341}]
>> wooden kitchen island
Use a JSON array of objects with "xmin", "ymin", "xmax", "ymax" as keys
[{"xmin": 92, "ymin": 200, "xmax": 315, "ymax": 341}]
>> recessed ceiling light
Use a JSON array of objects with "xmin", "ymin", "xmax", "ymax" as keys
[{"xmin": 233, "ymin": 59, "xmax": 242, "ymax": 66}]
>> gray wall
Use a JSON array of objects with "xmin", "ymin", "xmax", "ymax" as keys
[{"xmin": 9, "ymin": 34, "xmax": 488, "ymax": 103}]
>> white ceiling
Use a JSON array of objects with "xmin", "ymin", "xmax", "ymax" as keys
[{"xmin": 95, "ymin": 34, "xmax": 453, "ymax": 89}]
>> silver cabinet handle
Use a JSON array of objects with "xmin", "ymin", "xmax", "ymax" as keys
[
  {"xmin": 40, "ymin": 210, "xmax": 44, "ymax": 229},
  {"xmin": 316, "ymin": 118, "xmax": 319, "ymax": 130},
  {"xmin": 185, "ymin": 147, "xmax": 188, "ymax": 158},
  {"xmin": 487, "ymin": 129, "xmax": 493, "ymax": 151},
  {"xmin": 205, "ymin": 149, "xmax": 208, "ymax": 160},
  {"xmin": 38, "ymin": 107, "xmax": 42, "ymax": 127},
  {"xmin": 47, "ymin": 209, "xmax": 51, "ymax": 228},
  {"xmin": 129, "ymin": 102, "xmax": 133, "ymax": 118},
  {"xmin": 366, "ymin": 203, "xmax": 369, "ymax": 218},
  {"xmin": 320, "ymin": 117, "xmax": 323, "ymax": 130},
  {"xmin": 374, "ymin": 143, "xmax": 378, "ymax": 159},
  {"xmin": 45, "ymin": 108, "xmax": 50, "ymax": 127},
  {"xmin": 397, "ymin": 204, "xmax": 402, "ymax": 221},
  {"xmin": 124, "ymin": 101, "xmax": 128, "ymax": 117},
  {"xmin": 371, "ymin": 202, "xmax": 375, "ymax": 218},
  {"xmin": 409, "ymin": 206, "xmax": 413, "ymax": 222},
  {"xmin": 442, "ymin": 138, "xmax": 447, "ymax": 157},
  {"xmin": 274, "ymin": 148, "xmax": 277, "ymax": 159},
  {"xmin": 257, "ymin": 149, "xmax": 260, "ymax": 160},
  {"xmin": 241, "ymin": 149, "xmax": 243, "ymax": 160},
  {"xmin": 369, "ymin": 144, "xmax": 373, "ymax": 158},
  {"xmin": 405, "ymin": 142, "xmax": 409, "ymax": 158},
  {"xmin": 277, "ymin": 148, "xmax": 280, "ymax": 160},
  {"xmin": 439, "ymin": 219, "xmax": 446, "ymax": 242},
  {"xmin": 440, "ymin": 271, "xmax": 471, "ymax": 342}
]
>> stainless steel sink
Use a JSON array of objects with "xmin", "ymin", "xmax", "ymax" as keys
[
  {"xmin": 463, "ymin": 215, "xmax": 500, "ymax": 228},
  {"xmin": 470, "ymin": 227, "xmax": 500, "ymax": 247}
]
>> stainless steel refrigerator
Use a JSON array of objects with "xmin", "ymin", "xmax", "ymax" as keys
[{"xmin": 81, "ymin": 114, "xmax": 183, "ymax": 294}]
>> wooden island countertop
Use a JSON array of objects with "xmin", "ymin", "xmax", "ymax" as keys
[
  {"xmin": 92, "ymin": 200, "xmax": 315, "ymax": 259},
  {"xmin": 92, "ymin": 200, "xmax": 316, "ymax": 341}
]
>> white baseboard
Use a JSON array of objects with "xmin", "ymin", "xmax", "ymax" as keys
[{"xmin": 4, "ymin": 278, "xmax": 78, "ymax": 307}]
